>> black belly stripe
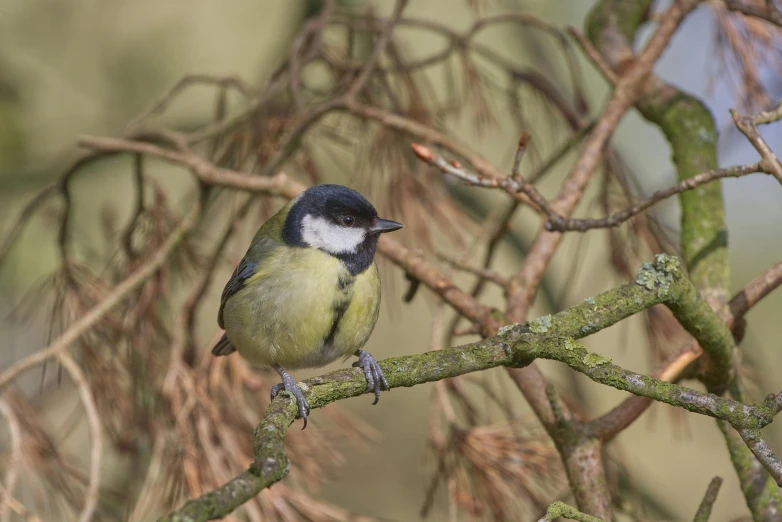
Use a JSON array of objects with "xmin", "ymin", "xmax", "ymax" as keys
[
  {"xmin": 324, "ymin": 299, "xmax": 350, "ymax": 346},
  {"xmin": 338, "ymin": 273, "xmax": 353, "ymax": 289},
  {"xmin": 325, "ymin": 274, "xmax": 356, "ymax": 346}
]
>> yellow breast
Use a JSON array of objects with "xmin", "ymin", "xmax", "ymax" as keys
[{"xmin": 221, "ymin": 248, "xmax": 381, "ymax": 370}]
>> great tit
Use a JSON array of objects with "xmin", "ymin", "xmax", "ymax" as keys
[{"xmin": 212, "ymin": 184, "xmax": 403, "ymax": 427}]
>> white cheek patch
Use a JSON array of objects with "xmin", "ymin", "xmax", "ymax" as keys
[{"xmin": 301, "ymin": 215, "xmax": 366, "ymax": 254}]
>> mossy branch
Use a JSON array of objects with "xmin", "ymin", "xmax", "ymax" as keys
[
  {"xmin": 587, "ymin": 0, "xmax": 731, "ymax": 379},
  {"xmin": 539, "ymin": 501, "xmax": 608, "ymax": 522},
  {"xmin": 586, "ymin": 2, "xmax": 781, "ymax": 517},
  {"xmin": 160, "ymin": 256, "xmax": 782, "ymax": 522}
]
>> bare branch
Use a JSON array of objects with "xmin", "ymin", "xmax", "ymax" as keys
[
  {"xmin": 739, "ymin": 427, "xmax": 782, "ymax": 487},
  {"xmin": 125, "ymin": 74, "xmax": 256, "ymax": 134},
  {"xmin": 0, "ymin": 487, "xmax": 41, "ymax": 522},
  {"xmin": 545, "ymin": 163, "xmax": 764, "ymax": 232},
  {"xmin": 566, "ymin": 26, "xmax": 618, "ymax": 84},
  {"xmin": 0, "ymin": 399, "xmax": 21, "ymax": 522},
  {"xmin": 591, "ymin": 346, "xmax": 702, "ymax": 441},
  {"xmin": 436, "ymin": 252, "xmax": 510, "ymax": 288},
  {"xmin": 344, "ymin": 0, "xmax": 408, "ymax": 99},
  {"xmin": 410, "ymin": 142, "xmax": 551, "ymax": 216},
  {"xmin": 728, "ymin": 257, "xmax": 782, "ymax": 321},
  {"xmin": 692, "ymin": 476, "xmax": 723, "ymax": 522},
  {"xmin": 725, "ymin": 0, "xmax": 782, "ymax": 27},
  {"xmin": 56, "ymin": 351, "xmax": 103, "ymax": 522},
  {"xmin": 731, "ymin": 102, "xmax": 782, "ymax": 185},
  {"xmin": 346, "ymin": 101, "xmax": 541, "ymax": 210}
]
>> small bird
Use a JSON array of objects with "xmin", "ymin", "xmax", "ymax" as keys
[{"xmin": 212, "ymin": 184, "xmax": 403, "ymax": 428}]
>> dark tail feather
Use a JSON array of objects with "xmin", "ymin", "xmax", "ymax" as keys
[{"xmin": 211, "ymin": 333, "xmax": 236, "ymax": 356}]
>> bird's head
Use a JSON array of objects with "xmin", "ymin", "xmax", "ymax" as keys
[{"xmin": 282, "ymin": 185, "xmax": 403, "ymax": 273}]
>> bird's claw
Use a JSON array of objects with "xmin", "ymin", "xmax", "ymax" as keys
[
  {"xmin": 271, "ymin": 375, "xmax": 311, "ymax": 429},
  {"xmin": 352, "ymin": 350, "xmax": 390, "ymax": 405}
]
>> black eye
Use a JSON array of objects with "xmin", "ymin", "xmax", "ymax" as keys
[{"xmin": 342, "ymin": 216, "xmax": 355, "ymax": 226}]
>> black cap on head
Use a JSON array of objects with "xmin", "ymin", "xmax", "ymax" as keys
[{"xmin": 303, "ymin": 184, "xmax": 377, "ymax": 224}]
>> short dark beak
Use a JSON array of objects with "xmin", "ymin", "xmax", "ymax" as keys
[{"xmin": 369, "ymin": 218, "xmax": 404, "ymax": 234}]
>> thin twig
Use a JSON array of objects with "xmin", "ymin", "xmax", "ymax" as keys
[
  {"xmin": 527, "ymin": 122, "xmax": 595, "ymax": 184},
  {"xmin": 444, "ymin": 123, "xmax": 595, "ymax": 343},
  {"xmin": 545, "ymin": 163, "xmax": 764, "ymax": 232},
  {"xmin": 332, "ymin": 13, "xmax": 579, "ymax": 82},
  {"xmin": 344, "ymin": 0, "xmax": 408, "ymax": 99},
  {"xmin": 346, "ymin": 101, "xmax": 540, "ymax": 210},
  {"xmin": 288, "ymin": 0, "xmax": 336, "ymax": 112},
  {"xmin": 728, "ymin": 256, "xmax": 782, "ymax": 321},
  {"xmin": 739, "ymin": 428, "xmax": 782, "ymax": 486},
  {"xmin": 437, "ymin": 252, "xmax": 510, "ymax": 288},
  {"xmin": 0, "ymin": 488, "xmax": 42, "ymax": 522},
  {"xmin": 566, "ymin": 26, "xmax": 618, "ymax": 84},
  {"xmin": 0, "ymin": 399, "xmax": 21, "ymax": 522},
  {"xmin": 121, "ymin": 154, "xmax": 145, "ymax": 259},
  {"xmin": 125, "ymin": 74, "xmax": 255, "ymax": 133},
  {"xmin": 511, "ymin": 131, "xmax": 531, "ymax": 177},
  {"xmin": 731, "ymin": 102, "xmax": 782, "ymax": 185},
  {"xmin": 591, "ymin": 346, "xmax": 702, "ymax": 441},
  {"xmin": 410, "ymin": 142, "xmax": 551, "ymax": 216},
  {"xmin": 453, "ymin": 323, "xmax": 482, "ymax": 336},
  {"xmin": 692, "ymin": 476, "xmax": 723, "ymax": 522},
  {"xmin": 725, "ymin": 0, "xmax": 782, "ymax": 26},
  {"xmin": 56, "ymin": 351, "xmax": 103, "ymax": 522}
]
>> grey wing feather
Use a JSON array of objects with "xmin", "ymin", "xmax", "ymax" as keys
[
  {"xmin": 217, "ymin": 257, "xmax": 259, "ymax": 329},
  {"xmin": 211, "ymin": 333, "xmax": 235, "ymax": 356},
  {"xmin": 216, "ymin": 235, "xmax": 280, "ymax": 329}
]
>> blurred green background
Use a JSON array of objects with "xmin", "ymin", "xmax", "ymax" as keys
[{"xmin": 1, "ymin": 1, "xmax": 781, "ymax": 520}]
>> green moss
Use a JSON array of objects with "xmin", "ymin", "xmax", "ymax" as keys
[
  {"xmin": 582, "ymin": 352, "xmax": 611, "ymax": 368},
  {"xmin": 635, "ymin": 262, "xmax": 657, "ymax": 290},
  {"xmin": 498, "ymin": 323, "xmax": 518, "ymax": 335},
  {"xmin": 545, "ymin": 282, "xmax": 670, "ymax": 340},
  {"xmin": 654, "ymin": 253, "xmax": 680, "ymax": 272},
  {"xmin": 635, "ymin": 254, "xmax": 680, "ymax": 292},
  {"xmin": 530, "ymin": 314, "xmax": 553, "ymax": 333},
  {"xmin": 528, "ymin": 337, "xmax": 772, "ymax": 431},
  {"xmin": 543, "ymin": 500, "xmax": 608, "ymax": 522},
  {"xmin": 642, "ymin": 96, "xmax": 729, "ymax": 298},
  {"xmin": 585, "ymin": 0, "xmax": 652, "ymax": 48}
]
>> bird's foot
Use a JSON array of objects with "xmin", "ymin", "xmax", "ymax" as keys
[
  {"xmin": 271, "ymin": 368, "xmax": 311, "ymax": 429},
  {"xmin": 352, "ymin": 350, "xmax": 390, "ymax": 405}
]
